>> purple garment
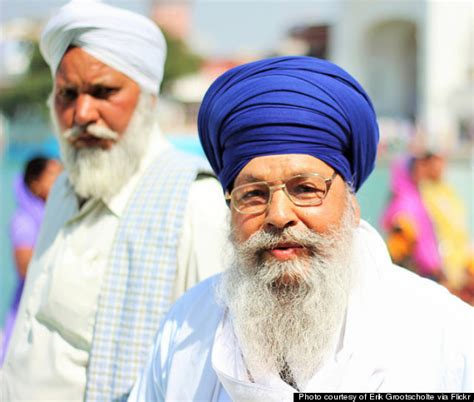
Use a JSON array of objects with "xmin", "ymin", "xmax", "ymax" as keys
[
  {"xmin": 0, "ymin": 281, "xmax": 24, "ymax": 366},
  {"xmin": 1, "ymin": 176, "xmax": 45, "ymax": 365},
  {"xmin": 10, "ymin": 175, "xmax": 45, "ymax": 248},
  {"xmin": 381, "ymin": 158, "xmax": 441, "ymax": 276}
]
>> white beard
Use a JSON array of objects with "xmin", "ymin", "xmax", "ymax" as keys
[
  {"xmin": 50, "ymin": 93, "xmax": 156, "ymax": 200},
  {"xmin": 217, "ymin": 192, "xmax": 356, "ymax": 389}
]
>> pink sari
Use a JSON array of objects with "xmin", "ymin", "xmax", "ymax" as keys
[{"xmin": 381, "ymin": 158, "xmax": 441, "ymax": 276}]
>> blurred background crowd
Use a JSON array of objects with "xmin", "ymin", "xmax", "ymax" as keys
[{"xmin": 1, "ymin": 0, "xmax": 473, "ymax": 352}]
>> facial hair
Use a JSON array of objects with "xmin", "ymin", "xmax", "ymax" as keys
[
  {"xmin": 217, "ymin": 192, "xmax": 356, "ymax": 388},
  {"xmin": 50, "ymin": 93, "xmax": 156, "ymax": 200}
]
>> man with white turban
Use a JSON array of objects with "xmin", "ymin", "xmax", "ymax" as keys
[
  {"xmin": 0, "ymin": 1, "xmax": 227, "ymax": 400},
  {"xmin": 129, "ymin": 56, "xmax": 474, "ymax": 401}
]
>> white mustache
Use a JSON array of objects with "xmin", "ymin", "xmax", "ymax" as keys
[
  {"xmin": 63, "ymin": 124, "xmax": 119, "ymax": 141},
  {"xmin": 236, "ymin": 226, "xmax": 324, "ymax": 258}
]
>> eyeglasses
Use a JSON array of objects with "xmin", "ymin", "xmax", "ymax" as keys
[{"xmin": 226, "ymin": 172, "xmax": 338, "ymax": 215}]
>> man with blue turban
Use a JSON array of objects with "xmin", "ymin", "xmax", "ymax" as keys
[
  {"xmin": 0, "ymin": 1, "xmax": 228, "ymax": 401},
  {"xmin": 130, "ymin": 57, "xmax": 473, "ymax": 400}
]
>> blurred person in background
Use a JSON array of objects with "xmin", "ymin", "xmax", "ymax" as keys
[
  {"xmin": 0, "ymin": 156, "xmax": 62, "ymax": 366},
  {"xmin": 420, "ymin": 152, "xmax": 474, "ymax": 302},
  {"xmin": 381, "ymin": 155, "xmax": 443, "ymax": 281},
  {"xmin": 0, "ymin": 1, "xmax": 227, "ymax": 401}
]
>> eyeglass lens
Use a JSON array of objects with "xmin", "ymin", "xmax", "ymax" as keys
[{"xmin": 233, "ymin": 175, "xmax": 328, "ymax": 213}]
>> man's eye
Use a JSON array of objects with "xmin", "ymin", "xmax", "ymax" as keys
[
  {"xmin": 242, "ymin": 189, "xmax": 266, "ymax": 199},
  {"xmin": 91, "ymin": 86, "xmax": 117, "ymax": 99},
  {"xmin": 57, "ymin": 88, "xmax": 78, "ymax": 102},
  {"xmin": 292, "ymin": 184, "xmax": 318, "ymax": 194},
  {"xmin": 238, "ymin": 188, "xmax": 268, "ymax": 204},
  {"xmin": 291, "ymin": 184, "xmax": 324, "ymax": 198}
]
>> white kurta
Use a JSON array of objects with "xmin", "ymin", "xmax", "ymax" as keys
[
  {"xmin": 129, "ymin": 221, "xmax": 474, "ymax": 402},
  {"xmin": 0, "ymin": 131, "xmax": 229, "ymax": 401}
]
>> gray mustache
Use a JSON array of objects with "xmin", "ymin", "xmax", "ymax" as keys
[
  {"xmin": 236, "ymin": 227, "xmax": 331, "ymax": 256},
  {"xmin": 63, "ymin": 124, "xmax": 119, "ymax": 141}
]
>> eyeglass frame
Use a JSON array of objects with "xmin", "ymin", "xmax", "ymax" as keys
[{"xmin": 225, "ymin": 171, "xmax": 338, "ymax": 215}]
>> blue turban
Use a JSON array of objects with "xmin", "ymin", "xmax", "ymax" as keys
[{"xmin": 198, "ymin": 56, "xmax": 379, "ymax": 193}]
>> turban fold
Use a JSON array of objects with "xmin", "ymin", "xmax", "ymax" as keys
[
  {"xmin": 40, "ymin": 0, "xmax": 166, "ymax": 94},
  {"xmin": 198, "ymin": 56, "xmax": 379, "ymax": 192}
]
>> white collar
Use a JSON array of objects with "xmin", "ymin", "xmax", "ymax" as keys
[{"xmin": 212, "ymin": 313, "xmax": 296, "ymax": 401}]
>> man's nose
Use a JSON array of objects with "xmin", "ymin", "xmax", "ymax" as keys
[
  {"xmin": 74, "ymin": 94, "xmax": 99, "ymax": 126},
  {"xmin": 263, "ymin": 189, "xmax": 298, "ymax": 231}
]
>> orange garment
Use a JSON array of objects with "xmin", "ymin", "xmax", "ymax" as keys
[{"xmin": 386, "ymin": 214, "xmax": 417, "ymax": 268}]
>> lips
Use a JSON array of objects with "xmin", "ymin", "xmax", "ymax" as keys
[
  {"xmin": 71, "ymin": 134, "xmax": 112, "ymax": 149},
  {"xmin": 266, "ymin": 242, "xmax": 305, "ymax": 260}
]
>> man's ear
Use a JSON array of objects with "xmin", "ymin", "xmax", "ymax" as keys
[{"xmin": 350, "ymin": 194, "xmax": 361, "ymax": 226}]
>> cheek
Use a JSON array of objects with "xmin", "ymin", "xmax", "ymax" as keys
[
  {"xmin": 231, "ymin": 213, "xmax": 264, "ymax": 242},
  {"xmin": 54, "ymin": 102, "xmax": 72, "ymax": 130},
  {"xmin": 298, "ymin": 203, "xmax": 345, "ymax": 234},
  {"xmin": 102, "ymin": 107, "xmax": 130, "ymax": 133},
  {"xmin": 103, "ymin": 96, "xmax": 138, "ymax": 133}
]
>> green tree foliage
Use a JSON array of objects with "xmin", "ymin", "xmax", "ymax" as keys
[
  {"xmin": 0, "ymin": 43, "xmax": 52, "ymax": 118},
  {"xmin": 161, "ymin": 29, "xmax": 202, "ymax": 92}
]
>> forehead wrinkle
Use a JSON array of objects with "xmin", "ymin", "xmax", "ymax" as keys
[
  {"xmin": 237, "ymin": 173, "xmax": 266, "ymax": 184},
  {"xmin": 238, "ymin": 168, "xmax": 334, "ymax": 184},
  {"xmin": 57, "ymin": 49, "xmax": 127, "ymax": 86}
]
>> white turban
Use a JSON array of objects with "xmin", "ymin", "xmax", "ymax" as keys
[{"xmin": 40, "ymin": 0, "xmax": 166, "ymax": 94}]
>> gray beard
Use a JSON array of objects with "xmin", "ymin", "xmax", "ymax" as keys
[
  {"xmin": 50, "ymin": 93, "xmax": 156, "ymax": 200},
  {"xmin": 217, "ymin": 194, "xmax": 356, "ymax": 388}
]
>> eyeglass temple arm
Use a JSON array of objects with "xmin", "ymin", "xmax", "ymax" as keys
[
  {"xmin": 325, "ymin": 171, "xmax": 338, "ymax": 191},
  {"xmin": 224, "ymin": 192, "xmax": 232, "ymax": 208}
]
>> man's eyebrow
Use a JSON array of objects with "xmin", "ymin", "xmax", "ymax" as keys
[
  {"xmin": 55, "ymin": 84, "xmax": 81, "ymax": 96},
  {"xmin": 89, "ymin": 80, "xmax": 119, "ymax": 88},
  {"xmin": 91, "ymin": 77, "xmax": 121, "ymax": 85},
  {"xmin": 237, "ymin": 174, "xmax": 264, "ymax": 183}
]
